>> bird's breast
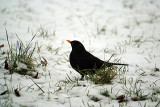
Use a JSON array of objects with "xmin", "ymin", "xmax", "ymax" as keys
[{"xmin": 69, "ymin": 51, "xmax": 86, "ymax": 69}]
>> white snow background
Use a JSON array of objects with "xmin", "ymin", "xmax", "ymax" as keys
[{"xmin": 0, "ymin": 0, "xmax": 160, "ymax": 107}]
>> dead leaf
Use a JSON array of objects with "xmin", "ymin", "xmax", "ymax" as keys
[
  {"xmin": 14, "ymin": 88, "xmax": 20, "ymax": 97},
  {"xmin": 118, "ymin": 99, "xmax": 128, "ymax": 103},
  {"xmin": 116, "ymin": 95, "xmax": 125, "ymax": 100},
  {"xmin": 57, "ymin": 87, "xmax": 61, "ymax": 92},
  {"xmin": 131, "ymin": 97, "xmax": 138, "ymax": 101},
  {"xmin": 0, "ymin": 44, "xmax": 4, "ymax": 48}
]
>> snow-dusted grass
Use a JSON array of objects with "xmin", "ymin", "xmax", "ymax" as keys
[
  {"xmin": 5, "ymin": 30, "xmax": 37, "ymax": 75},
  {"xmin": 0, "ymin": 0, "xmax": 160, "ymax": 107}
]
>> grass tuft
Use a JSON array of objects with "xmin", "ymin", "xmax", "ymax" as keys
[
  {"xmin": 87, "ymin": 66, "xmax": 117, "ymax": 84},
  {"xmin": 123, "ymin": 78, "xmax": 149, "ymax": 101},
  {"xmin": 5, "ymin": 30, "xmax": 37, "ymax": 75}
]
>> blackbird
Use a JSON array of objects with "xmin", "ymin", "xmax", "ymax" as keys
[{"xmin": 67, "ymin": 40, "xmax": 128, "ymax": 80}]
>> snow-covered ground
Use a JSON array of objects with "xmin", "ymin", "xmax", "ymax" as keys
[{"xmin": 0, "ymin": 0, "xmax": 160, "ymax": 106}]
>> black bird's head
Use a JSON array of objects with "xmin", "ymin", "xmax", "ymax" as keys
[{"xmin": 67, "ymin": 40, "xmax": 86, "ymax": 52}]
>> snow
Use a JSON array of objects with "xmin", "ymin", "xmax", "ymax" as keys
[{"xmin": 0, "ymin": 0, "xmax": 160, "ymax": 107}]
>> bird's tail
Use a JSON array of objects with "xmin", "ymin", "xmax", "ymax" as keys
[{"xmin": 105, "ymin": 62, "xmax": 129, "ymax": 67}]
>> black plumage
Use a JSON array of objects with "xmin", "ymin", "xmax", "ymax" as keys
[{"xmin": 67, "ymin": 40, "xmax": 128, "ymax": 79}]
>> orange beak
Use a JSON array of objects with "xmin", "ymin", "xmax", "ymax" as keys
[{"xmin": 66, "ymin": 40, "xmax": 71, "ymax": 43}]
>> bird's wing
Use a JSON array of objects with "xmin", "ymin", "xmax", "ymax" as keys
[{"xmin": 81, "ymin": 51, "xmax": 105, "ymax": 69}]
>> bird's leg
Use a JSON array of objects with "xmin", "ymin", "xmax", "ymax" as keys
[{"xmin": 80, "ymin": 75, "xmax": 84, "ymax": 80}]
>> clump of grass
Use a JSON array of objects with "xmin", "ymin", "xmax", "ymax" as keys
[
  {"xmin": 123, "ymin": 78, "xmax": 149, "ymax": 101},
  {"xmin": 88, "ymin": 66, "xmax": 117, "ymax": 84},
  {"xmin": 86, "ymin": 55, "xmax": 127, "ymax": 84},
  {"xmin": 5, "ymin": 30, "xmax": 37, "ymax": 75}
]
